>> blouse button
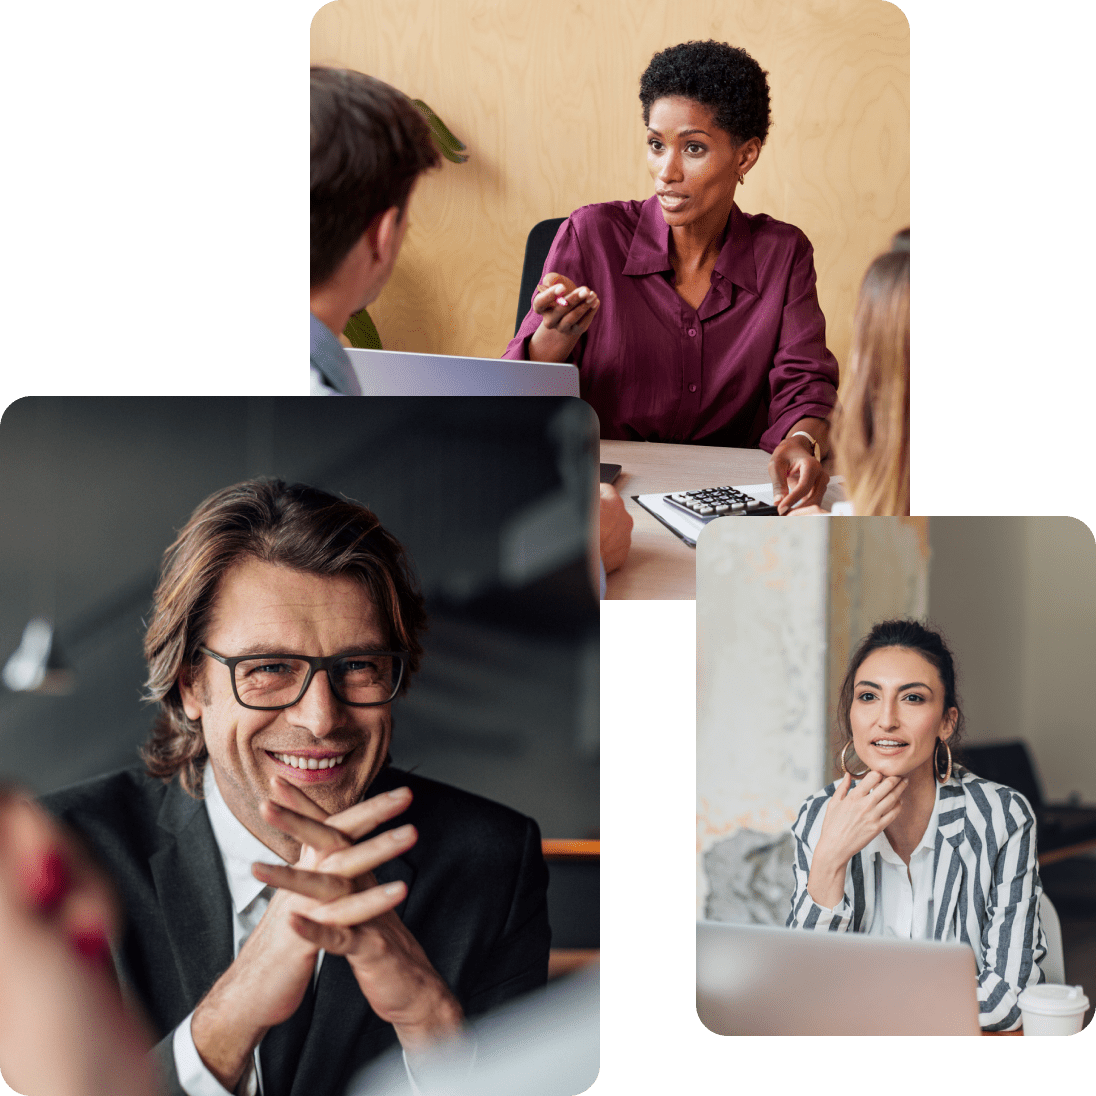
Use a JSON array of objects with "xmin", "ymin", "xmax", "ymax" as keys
[
  {"xmin": 687, "ymin": 328, "xmax": 697, "ymax": 337},
  {"xmin": 688, "ymin": 384, "xmax": 697, "ymax": 393}
]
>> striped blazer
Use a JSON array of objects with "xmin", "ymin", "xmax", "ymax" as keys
[{"xmin": 786, "ymin": 767, "xmax": 1047, "ymax": 1031}]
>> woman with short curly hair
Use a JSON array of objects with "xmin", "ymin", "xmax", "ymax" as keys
[{"xmin": 505, "ymin": 41, "xmax": 839, "ymax": 512}]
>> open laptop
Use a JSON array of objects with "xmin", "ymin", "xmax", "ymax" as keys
[
  {"xmin": 696, "ymin": 920, "xmax": 981, "ymax": 1035},
  {"xmin": 346, "ymin": 348, "xmax": 580, "ymax": 396}
]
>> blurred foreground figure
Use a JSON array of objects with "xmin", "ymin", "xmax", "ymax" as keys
[
  {"xmin": 0, "ymin": 789, "xmax": 159, "ymax": 1096},
  {"xmin": 349, "ymin": 965, "xmax": 599, "ymax": 1096}
]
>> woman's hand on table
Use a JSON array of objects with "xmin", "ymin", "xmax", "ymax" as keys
[
  {"xmin": 527, "ymin": 273, "xmax": 600, "ymax": 363},
  {"xmin": 768, "ymin": 435, "xmax": 828, "ymax": 514},
  {"xmin": 806, "ymin": 771, "xmax": 907, "ymax": 908},
  {"xmin": 599, "ymin": 482, "xmax": 633, "ymax": 574}
]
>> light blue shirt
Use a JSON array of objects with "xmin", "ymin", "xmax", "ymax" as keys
[{"xmin": 310, "ymin": 312, "xmax": 361, "ymax": 396}]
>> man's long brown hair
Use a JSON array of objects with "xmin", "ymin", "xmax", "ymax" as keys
[
  {"xmin": 831, "ymin": 232, "xmax": 910, "ymax": 516},
  {"xmin": 140, "ymin": 480, "xmax": 426, "ymax": 796}
]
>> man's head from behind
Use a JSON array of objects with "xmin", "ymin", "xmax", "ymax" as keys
[
  {"xmin": 311, "ymin": 67, "xmax": 440, "ymax": 310},
  {"xmin": 142, "ymin": 480, "xmax": 427, "ymax": 838}
]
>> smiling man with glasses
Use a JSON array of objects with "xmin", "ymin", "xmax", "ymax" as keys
[{"xmin": 42, "ymin": 479, "xmax": 550, "ymax": 1096}]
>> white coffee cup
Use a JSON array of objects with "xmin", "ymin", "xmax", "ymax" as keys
[{"xmin": 1017, "ymin": 984, "xmax": 1090, "ymax": 1036}]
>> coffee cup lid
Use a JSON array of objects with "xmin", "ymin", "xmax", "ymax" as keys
[{"xmin": 1018, "ymin": 984, "xmax": 1090, "ymax": 1015}]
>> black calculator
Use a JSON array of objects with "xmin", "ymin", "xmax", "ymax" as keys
[{"xmin": 663, "ymin": 486, "xmax": 780, "ymax": 520}]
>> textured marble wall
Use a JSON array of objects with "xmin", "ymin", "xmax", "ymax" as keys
[
  {"xmin": 696, "ymin": 517, "xmax": 931, "ymax": 920},
  {"xmin": 696, "ymin": 519, "xmax": 829, "ymax": 917}
]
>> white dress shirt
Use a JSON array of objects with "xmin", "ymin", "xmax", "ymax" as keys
[
  {"xmin": 809, "ymin": 781, "xmax": 953, "ymax": 940},
  {"xmin": 170, "ymin": 766, "xmax": 425, "ymax": 1096},
  {"xmin": 172, "ymin": 765, "xmax": 322, "ymax": 1096}
]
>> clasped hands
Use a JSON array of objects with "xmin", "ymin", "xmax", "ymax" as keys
[{"xmin": 193, "ymin": 778, "xmax": 462, "ymax": 1090}]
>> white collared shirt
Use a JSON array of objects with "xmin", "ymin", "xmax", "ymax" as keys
[
  {"xmin": 809, "ymin": 781, "xmax": 955, "ymax": 941},
  {"xmin": 172, "ymin": 765, "xmax": 323, "ymax": 1096},
  {"xmin": 859, "ymin": 781, "xmax": 945, "ymax": 940},
  {"xmin": 170, "ymin": 767, "xmax": 426, "ymax": 1096}
]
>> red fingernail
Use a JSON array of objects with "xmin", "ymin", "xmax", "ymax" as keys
[
  {"xmin": 24, "ymin": 848, "xmax": 70, "ymax": 912},
  {"xmin": 72, "ymin": 928, "xmax": 112, "ymax": 971}
]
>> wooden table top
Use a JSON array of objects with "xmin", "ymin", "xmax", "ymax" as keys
[{"xmin": 601, "ymin": 439, "xmax": 773, "ymax": 600}]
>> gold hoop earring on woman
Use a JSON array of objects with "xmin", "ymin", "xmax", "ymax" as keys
[
  {"xmin": 841, "ymin": 741, "xmax": 869, "ymax": 779},
  {"xmin": 935, "ymin": 738, "xmax": 953, "ymax": 784},
  {"xmin": 736, "ymin": 171, "xmax": 745, "ymax": 186}
]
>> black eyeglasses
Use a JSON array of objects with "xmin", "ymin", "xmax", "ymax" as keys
[{"xmin": 199, "ymin": 648, "xmax": 407, "ymax": 711}]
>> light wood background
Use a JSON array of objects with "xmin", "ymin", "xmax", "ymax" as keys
[{"xmin": 310, "ymin": 0, "xmax": 908, "ymax": 368}]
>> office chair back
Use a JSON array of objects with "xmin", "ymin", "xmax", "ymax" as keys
[
  {"xmin": 515, "ymin": 218, "xmax": 567, "ymax": 335},
  {"xmin": 1039, "ymin": 892, "xmax": 1066, "ymax": 984},
  {"xmin": 957, "ymin": 741, "xmax": 1045, "ymax": 812}
]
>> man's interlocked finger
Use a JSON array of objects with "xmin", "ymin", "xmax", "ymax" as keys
[
  {"xmin": 250, "ymin": 862, "xmax": 355, "ymax": 903},
  {"xmin": 303, "ymin": 880, "xmax": 407, "ymax": 928},
  {"xmin": 320, "ymin": 824, "xmax": 418, "ymax": 879},
  {"xmin": 268, "ymin": 776, "xmax": 330, "ymax": 823},
  {"xmin": 325, "ymin": 786, "xmax": 413, "ymax": 842},
  {"xmin": 259, "ymin": 801, "xmax": 351, "ymax": 856}
]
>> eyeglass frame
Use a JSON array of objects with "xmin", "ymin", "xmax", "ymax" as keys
[{"xmin": 198, "ymin": 647, "xmax": 408, "ymax": 711}]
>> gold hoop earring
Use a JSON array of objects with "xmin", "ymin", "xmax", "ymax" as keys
[
  {"xmin": 841, "ymin": 741, "xmax": 869, "ymax": 779},
  {"xmin": 737, "ymin": 172, "xmax": 745, "ymax": 186},
  {"xmin": 935, "ymin": 738, "xmax": 953, "ymax": 784}
]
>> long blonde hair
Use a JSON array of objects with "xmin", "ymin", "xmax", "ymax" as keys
[{"xmin": 831, "ymin": 232, "xmax": 910, "ymax": 515}]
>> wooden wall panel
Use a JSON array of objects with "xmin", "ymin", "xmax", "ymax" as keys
[{"xmin": 311, "ymin": 0, "xmax": 908, "ymax": 368}]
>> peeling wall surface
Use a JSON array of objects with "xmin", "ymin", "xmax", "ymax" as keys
[
  {"xmin": 696, "ymin": 518, "xmax": 931, "ymax": 921},
  {"xmin": 696, "ymin": 519, "xmax": 828, "ymax": 917}
]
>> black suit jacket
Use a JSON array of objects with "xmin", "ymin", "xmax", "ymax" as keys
[{"xmin": 42, "ymin": 765, "xmax": 551, "ymax": 1095}]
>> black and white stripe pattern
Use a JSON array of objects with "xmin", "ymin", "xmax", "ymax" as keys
[{"xmin": 785, "ymin": 767, "xmax": 1047, "ymax": 1031}]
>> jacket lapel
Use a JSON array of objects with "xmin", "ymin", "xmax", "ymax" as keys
[
  {"xmin": 149, "ymin": 779, "xmax": 235, "ymax": 1007},
  {"xmin": 931, "ymin": 779, "xmax": 968, "ymax": 942}
]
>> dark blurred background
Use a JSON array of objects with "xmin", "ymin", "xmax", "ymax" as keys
[{"xmin": 0, "ymin": 397, "xmax": 600, "ymax": 840}]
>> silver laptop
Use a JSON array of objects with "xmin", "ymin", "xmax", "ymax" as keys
[
  {"xmin": 697, "ymin": 920, "xmax": 981, "ymax": 1035},
  {"xmin": 347, "ymin": 348, "xmax": 580, "ymax": 396}
]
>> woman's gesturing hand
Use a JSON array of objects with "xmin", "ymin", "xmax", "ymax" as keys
[
  {"xmin": 527, "ymin": 273, "xmax": 600, "ymax": 363},
  {"xmin": 806, "ymin": 771, "xmax": 907, "ymax": 909}
]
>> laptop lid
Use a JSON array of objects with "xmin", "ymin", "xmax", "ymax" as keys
[
  {"xmin": 696, "ymin": 920, "xmax": 981, "ymax": 1035},
  {"xmin": 346, "ymin": 348, "xmax": 580, "ymax": 397}
]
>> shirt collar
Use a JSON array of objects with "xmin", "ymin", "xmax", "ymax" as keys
[
  {"xmin": 861, "ymin": 779, "xmax": 942, "ymax": 865},
  {"xmin": 203, "ymin": 763, "xmax": 285, "ymax": 916},
  {"xmin": 621, "ymin": 197, "xmax": 760, "ymax": 296},
  {"xmin": 309, "ymin": 312, "xmax": 362, "ymax": 397}
]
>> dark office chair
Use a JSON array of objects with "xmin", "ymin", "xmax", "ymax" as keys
[
  {"xmin": 515, "ymin": 217, "xmax": 567, "ymax": 336},
  {"xmin": 958, "ymin": 740, "xmax": 1096, "ymax": 865},
  {"xmin": 542, "ymin": 839, "xmax": 599, "ymax": 979}
]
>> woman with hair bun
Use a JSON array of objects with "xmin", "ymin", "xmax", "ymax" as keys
[
  {"xmin": 505, "ymin": 40, "xmax": 839, "ymax": 513},
  {"xmin": 786, "ymin": 620, "xmax": 1047, "ymax": 1031}
]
